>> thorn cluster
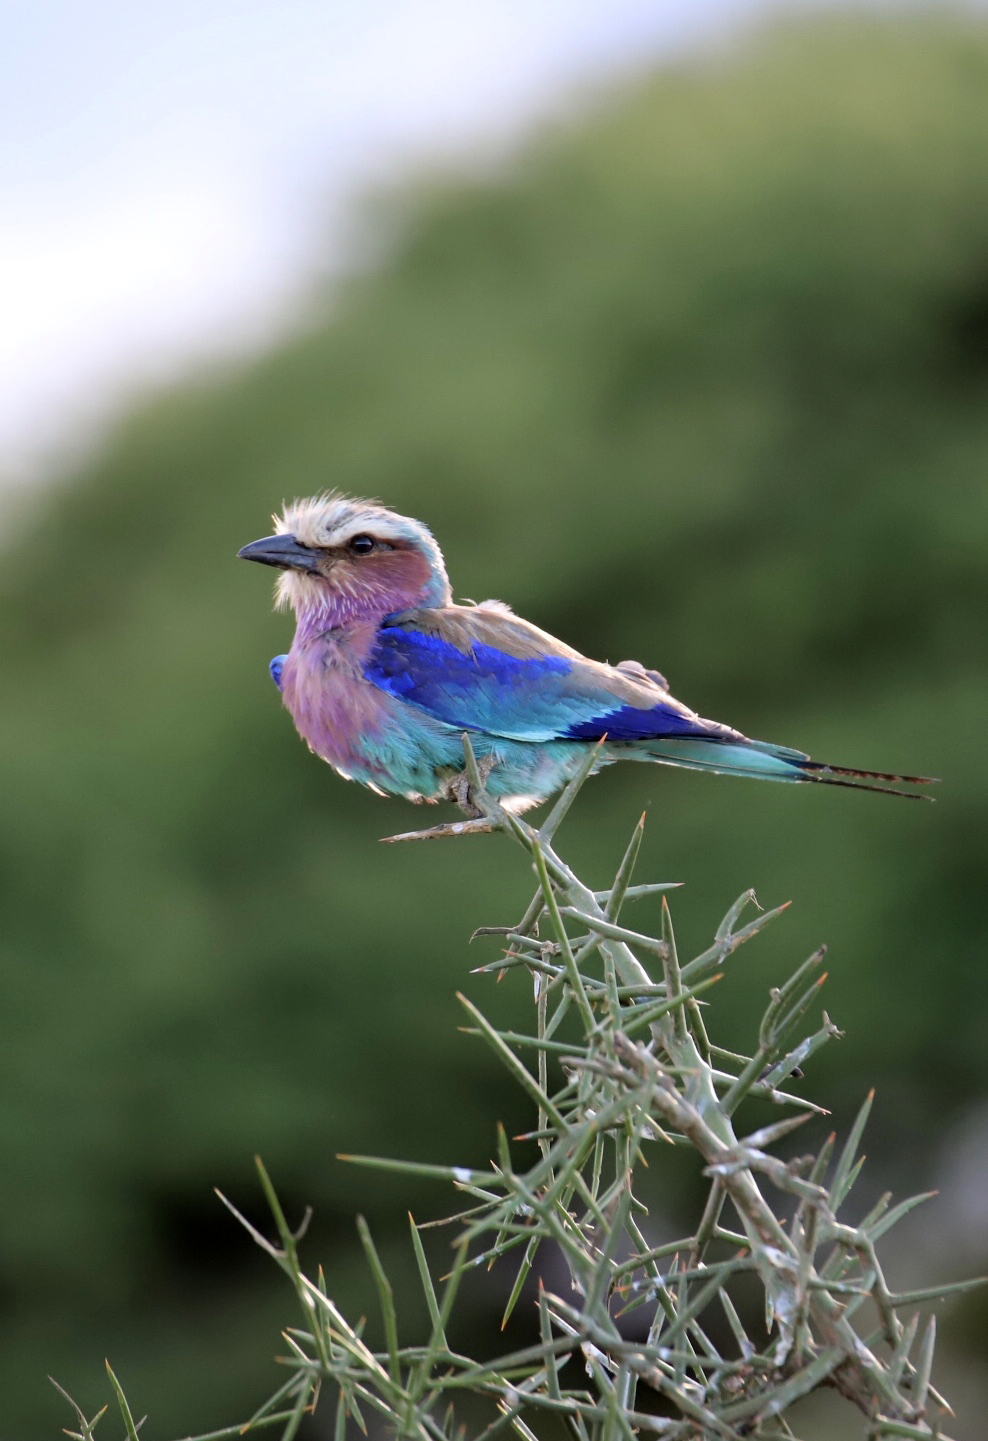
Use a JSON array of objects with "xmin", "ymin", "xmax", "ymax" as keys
[{"xmin": 56, "ymin": 739, "xmax": 980, "ymax": 1440}]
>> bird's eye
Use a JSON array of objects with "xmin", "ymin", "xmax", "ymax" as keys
[{"xmin": 349, "ymin": 534, "xmax": 375, "ymax": 555}]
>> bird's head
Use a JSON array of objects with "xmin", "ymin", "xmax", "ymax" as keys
[{"xmin": 238, "ymin": 493, "xmax": 451, "ymax": 625}]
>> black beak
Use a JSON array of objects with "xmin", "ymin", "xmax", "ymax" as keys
[{"xmin": 237, "ymin": 534, "xmax": 322, "ymax": 573}]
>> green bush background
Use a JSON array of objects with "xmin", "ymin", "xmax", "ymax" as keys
[{"xmin": 0, "ymin": 14, "xmax": 986, "ymax": 1436}]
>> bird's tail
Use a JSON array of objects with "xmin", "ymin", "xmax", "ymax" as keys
[{"xmin": 628, "ymin": 737, "xmax": 938, "ymax": 798}]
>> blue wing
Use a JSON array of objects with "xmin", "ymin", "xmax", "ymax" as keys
[
  {"xmin": 269, "ymin": 654, "xmax": 287, "ymax": 690},
  {"xmin": 361, "ymin": 608, "xmax": 935, "ymax": 797},
  {"xmin": 364, "ymin": 608, "xmax": 740, "ymax": 745}
]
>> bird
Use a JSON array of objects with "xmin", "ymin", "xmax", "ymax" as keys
[{"xmin": 238, "ymin": 493, "xmax": 935, "ymax": 818}]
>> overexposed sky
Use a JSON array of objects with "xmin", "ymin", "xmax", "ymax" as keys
[{"xmin": 0, "ymin": 0, "xmax": 934, "ymax": 485}]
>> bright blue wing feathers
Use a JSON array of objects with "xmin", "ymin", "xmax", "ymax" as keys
[
  {"xmin": 563, "ymin": 703, "xmax": 703, "ymax": 741},
  {"xmin": 364, "ymin": 627, "xmax": 570, "ymax": 740},
  {"xmin": 364, "ymin": 614, "xmax": 737, "ymax": 745},
  {"xmin": 270, "ymin": 654, "xmax": 287, "ymax": 690}
]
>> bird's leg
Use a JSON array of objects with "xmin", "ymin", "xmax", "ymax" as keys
[
  {"xmin": 453, "ymin": 771, "xmax": 483, "ymax": 818},
  {"xmin": 451, "ymin": 751, "xmax": 497, "ymax": 817}
]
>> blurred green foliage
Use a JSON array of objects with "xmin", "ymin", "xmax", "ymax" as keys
[{"xmin": 1, "ymin": 13, "xmax": 986, "ymax": 1436}]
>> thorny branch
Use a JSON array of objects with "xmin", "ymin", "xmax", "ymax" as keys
[{"xmin": 66, "ymin": 737, "xmax": 982, "ymax": 1441}]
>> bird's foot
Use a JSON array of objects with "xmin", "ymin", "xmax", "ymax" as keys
[
  {"xmin": 446, "ymin": 754, "xmax": 497, "ymax": 818},
  {"xmin": 379, "ymin": 741, "xmax": 501, "ymax": 842}
]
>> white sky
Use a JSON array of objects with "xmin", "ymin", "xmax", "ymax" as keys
[{"xmin": 0, "ymin": 0, "xmax": 938, "ymax": 486}]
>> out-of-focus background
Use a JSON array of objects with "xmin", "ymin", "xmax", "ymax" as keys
[{"xmin": 2, "ymin": 2, "xmax": 987, "ymax": 1435}]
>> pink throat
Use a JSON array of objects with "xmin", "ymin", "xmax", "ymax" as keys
[
  {"xmin": 294, "ymin": 590, "xmax": 374, "ymax": 639},
  {"xmin": 289, "ymin": 579, "xmax": 415, "ymax": 640}
]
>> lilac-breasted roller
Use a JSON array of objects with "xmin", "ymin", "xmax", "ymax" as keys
[{"xmin": 238, "ymin": 494, "xmax": 934, "ymax": 814}]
